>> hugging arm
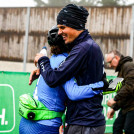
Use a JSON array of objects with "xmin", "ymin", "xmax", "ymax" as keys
[
  {"xmin": 38, "ymin": 45, "xmax": 87, "ymax": 87},
  {"xmin": 62, "ymin": 77, "xmax": 104, "ymax": 101}
]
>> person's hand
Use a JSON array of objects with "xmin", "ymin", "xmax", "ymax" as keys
[
  {"xmin": 34, "ymin": 53, "xmax": 45, "ymax": 67},
  {"xmin": 59, "ymin": 125, "xmax": 63, "ymax": 134},
  {"xmin": 29, "ymin": 69, "xmax": 40, "ymax": 85},
  {"xmin": 107, "ymin": 108, "xmax": 115, "ymax": 119},
  {"xmin": 107, "ymin": 98, "xmax": 116, "ymax": 107}
]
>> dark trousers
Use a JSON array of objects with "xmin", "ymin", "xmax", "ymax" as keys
[
  {"xmin": 113, "ymin": 110, "xmax": 134, "ymax": 134},
  {"xmin": 64, "ymin": 125, "xmax": 105, "ymax": 134}
]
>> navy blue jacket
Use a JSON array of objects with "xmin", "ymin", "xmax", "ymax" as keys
[{"xmin": 38, "ymin": 30, "xmax": 105, "ymax": 127}]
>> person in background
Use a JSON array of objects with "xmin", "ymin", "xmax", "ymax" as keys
[
  {"xmin": 105, "ymin": 50, "xmax": 134, "ymax": 134},
  {"xmin": 30, "ymin": 4, "xmax": 106, "ymax": 134},
  {"xmin": 19, "ymin": 26, "xmax": 108, "ymax": 134}
]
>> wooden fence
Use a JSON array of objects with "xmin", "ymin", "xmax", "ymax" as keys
[{"xmin": 0, "ymin": 6, "xmax": 133, "ymax": 62}]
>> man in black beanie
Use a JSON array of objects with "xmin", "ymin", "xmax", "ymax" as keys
[
  {"xmin": 31, "ymin": 4, "xmax": 106, "ymax": 134},
  {"xmin": 57, "ymin": 4, "xmax": 89, "ymax": 31}
]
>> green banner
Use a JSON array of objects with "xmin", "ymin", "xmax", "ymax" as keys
[
  {"xmin": 102, "ymin": 92, "xmax": 119, "ymax": 133},
  {"xmin": 102, "ymin": 75, "xmax": 118, "ymax": 133},
  {"xmin": 0, "ymin": 71, "xmax": 117, "ymax": 133},
  {"xmin": 0, "ymin": 71, "xmax": 35, "ymax": 134}
]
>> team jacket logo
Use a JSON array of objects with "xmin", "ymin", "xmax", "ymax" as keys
[{"xmin": 40, "ymin": 62, "xmax": 45, "ymax": 72}]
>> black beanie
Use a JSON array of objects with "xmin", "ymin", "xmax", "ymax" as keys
[{"xmin": 57, "ymin": 4, "xmax": 89, "ymax": 30}]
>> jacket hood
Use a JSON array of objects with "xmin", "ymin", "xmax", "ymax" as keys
[{"xmin": 115, "ymin": 55, "xmax": 133, "ymax": 72}]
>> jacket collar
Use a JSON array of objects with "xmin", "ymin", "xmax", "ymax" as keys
[
  {"xmin": 115, "ymin": 55, "xmax": 133, "ymax": 72},
  {"xmin": 72, "ymin": 29, "xmax": 89, "ymax": 45},
  {"xmin": 67, "ymin": 30, "xmax": 90, "ymax": 51}
]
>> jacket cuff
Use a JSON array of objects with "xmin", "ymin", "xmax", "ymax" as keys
[
  {"xmin": 113, "ymin": 97, "xmax": 117, "ymax": 101},
  {"xmin": 111, "ymin": 103, "xmax": 119, "ymax": 111}
]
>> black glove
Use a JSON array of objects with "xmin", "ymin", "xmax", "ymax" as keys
[
  {"xmin": 102, "ymin": 77, "xmax": 109, "ymax": 91},
  {"xmin": 92, "ymin": 72, "xmax": 109, "ymax": 91}
]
